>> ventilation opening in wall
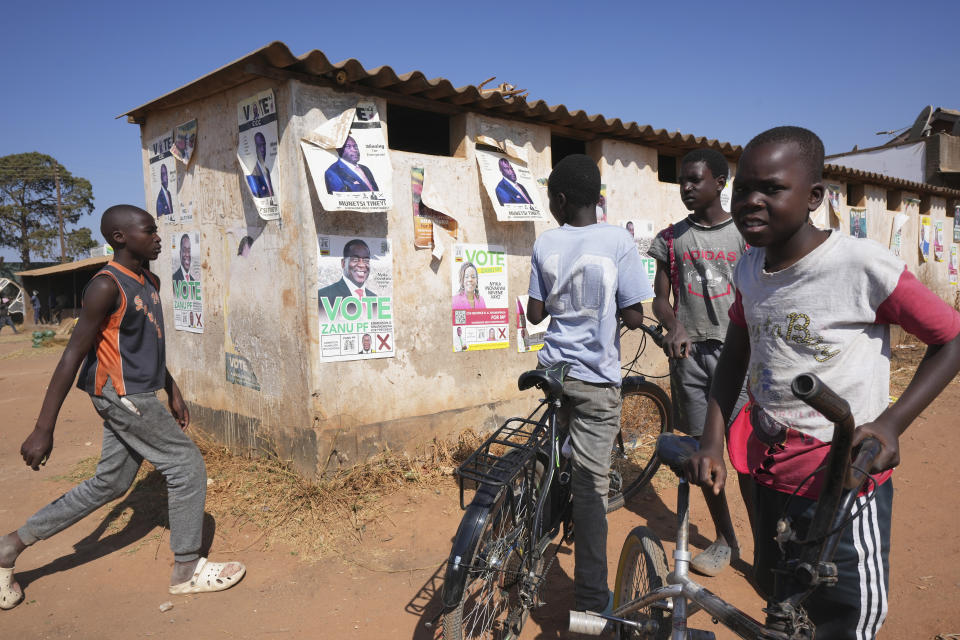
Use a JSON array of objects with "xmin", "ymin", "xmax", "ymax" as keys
[
  {"xmin": 551, "ymin": 135, "xmax": 586, "ymax": 167},
  {"xmin": 386, "ymin": 104, "xmax": 452, "ymax": 157},
  {"xmin": 847, "ymin": 183, "xmax": 865, "ymax": 207},
  {"xmin": 658, "ymin": 154, "xmax": 679, "ymax": 184},
  {"xmin": 920, "ymin": 195, "xmax": 932, "ymax": 214},
  {"xmin": 886, "ymin": 189, "xmax": 902, "ymax": 211}
]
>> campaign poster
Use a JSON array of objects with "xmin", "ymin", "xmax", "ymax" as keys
[
  {"xmin": 720, "ymin": 178, "xmax": 733, "ymax": 213},
  {"xmin": 595, "ymin": 184, "xmax": 608, "ymax": 223},
  {"xmin": 149, "ymin": 132, "xmax": 178, "ymax": 222},
  {"xmin": 934, "ymin": 221, "xmax": 945, "ymax": 262},
  {"xmin": 622, "ymin": 219, "xmax": 657, "ymax": 291},
  {"xmin": 301, "ymin": 101, "xmax": 392, "ymax": 213},
  {"xmin": 170, "ymin": 231, "xmax": 203, "ymax": 333},
  {"xmin": 848, "ymin": 208, "xmax": 867, "ymax": 238},
  {"xmin": 475, "ymin": 149, "xmax": 548, "ymax": 222},
  {"xmin": 889, "ymin": 213, "xmax": 908, "ymax": 257},
  {"xmin": 950, "ymin": 246, "xmax": 959, "ymax": 286},
  {"xmin": 516, "ymin": 295, "xmax": 548, "ymax": 353},
  {"xmin": 317, "ymin": 235, "xmax": 394, "ymax": 362},
  {"xmin": 411, "ymin": 167, "xmax": 457, "ymax": 249},
  {"xmin": 954, "ymin": 206, "xmax": 960, "ymax": 243},
  {"xmin": 919, "ymin": 215, "xmax": 932, "ymax": 262},
  {"xmin": 451, "ymin": 244, "xmax": 509, "ymax": 351},
  {"xmin": 237, "ymin": 89, "xmax": 281, "ymax": 220},
  {"xmin": 171, "ymin": 119, "xmax": 197, "ymax": 166}
]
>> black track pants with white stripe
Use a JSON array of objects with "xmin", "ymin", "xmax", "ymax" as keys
[{"xmin": 751, "ymin": 479, "xmax": 892, "ymax": 640}]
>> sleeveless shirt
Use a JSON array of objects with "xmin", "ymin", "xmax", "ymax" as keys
[{"xmin": 77, "ymin": 262, "xmax": 166, "ymax": 396}]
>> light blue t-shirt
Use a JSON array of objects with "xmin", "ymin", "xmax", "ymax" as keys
[{"xmin": 528, "ymin": 223, "xmax": 653, "ymax": 384}]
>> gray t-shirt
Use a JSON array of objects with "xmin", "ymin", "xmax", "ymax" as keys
[
  {"xmin": 529, "ymin": 223, "xmax": 653, "ymax": 384},
  {"xmin": 648, "ymin": 216, "xmax": 746, "ymax": 342}
]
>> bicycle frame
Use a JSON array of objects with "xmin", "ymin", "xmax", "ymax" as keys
[{"xmin": 572, "ymin": 373, "xmax": 881, "ymax": 640}]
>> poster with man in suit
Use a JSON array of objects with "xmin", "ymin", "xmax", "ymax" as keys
[
  {"xmin": 237, "ymin": 89, "xmax": 281, "ymax": 220},
  {"xmin": 149, "ymin": 132, "xmax": 177, "ymax": 221},
  {"xmin": 300, "ymin": 101, "xmax": 392, "ymax": 213},
  {"xmin": 316, "ymin": 234, "xmax": 394, "ymax": 362},
  {"xmin": 171, "ymin": 231, "xmax": 203, "ymax": 333},
  {"xmin": 475, "ymin": 148, "xmax": 547, "ymax": 222}
]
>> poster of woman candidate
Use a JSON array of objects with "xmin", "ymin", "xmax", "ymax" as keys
[
  {"xmin": 475, "ymin": 149, "xmax": 548, "ymax": 222},
  {"xmin": 301, "ymin": 101, "xmax": 392, "ymax": 213},
  {"xmin": 237, "ymin": 89, "xmax": 281, "ymax": 221},
  {"xmin": 171, "ymin": 231, "xmax": 203, "ymax": 333},
  {"xmin": 451, "ymin": 244, "xmax": 509, "ymax": 352},
  {"xmin": 317, "ymin": 234, "xmax": 395, "ymax": 362},
  {"xmin": 149, "ymin": 132, "xmax": 178, "ymax": 222}
]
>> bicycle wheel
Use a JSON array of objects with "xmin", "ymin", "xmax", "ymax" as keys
[
  {"xmin": 442, "ymin": 455, "xmax": 543, "ymax": 640},
  {"xmin": 613, "ymin": 526, "xmax": 670, "ymax": 640},
  {"xmin": 607, "ymin": 379, "xmax": 672, "ymax": 512}
]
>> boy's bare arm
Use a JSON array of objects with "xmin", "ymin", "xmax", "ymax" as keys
[
  {"xmin": 526, "ymin": 296, "xmax": 546, "ymax": 325},
  {"xmin": 855, "ymin": 332, "xmax": 960, "ymax": 472},
  {"xmin": 618, "ymin": 301, "xmax": 646, "ymax": 329},
  {"xmin": 685, "ymin": 322, "xmax": 751, "ymax": 494},
  {"xmin": 651, "ymin": 260, "xmax": 690, "ymax": 358},
  {"xmin": 20, "ymin": 277, "xmax": 118, "ymax": 470},
  {"xmin": 165, "ymin": 369, "xmax": 190, "ymax": 431}
]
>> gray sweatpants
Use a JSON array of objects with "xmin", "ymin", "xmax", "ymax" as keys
[
  {"xmin": 558, "ymin": 378, "xmax": 621, "ymax": 612},
  {"xmin": 18, "ymin": 380, "xmax": 206, "ymax": 563}
]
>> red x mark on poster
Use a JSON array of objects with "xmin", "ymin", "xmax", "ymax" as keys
[
  {"xmin": 195, "ymin": 313, "xmax": 203, "ymax": 328},
  {"xmin": 377, "ymin": 334, "xmax": 391, "ymax": 351},
  {"xmin": 497, "ymin": 328, "xmax": 507, "ymax": 339}
]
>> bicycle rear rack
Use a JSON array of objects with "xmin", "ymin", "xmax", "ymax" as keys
[{"xmin": 455, "ymin": 408, "xmax": 550, "ymax": 509}]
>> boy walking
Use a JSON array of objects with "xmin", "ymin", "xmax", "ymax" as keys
[
  {"xmin": 0, "ymin": 205, "xmax": 244, "ymax": 611},
  {"xmin": 687, "ymin": 127, "xmax": 960, "ymax": 639},
  {"xmin": 647, "ymin": 148, "xmax": 748, "ymax": 576},
  {"xmin": 527, "ymin": 155, "xmax": 653, "ymax": 613}
]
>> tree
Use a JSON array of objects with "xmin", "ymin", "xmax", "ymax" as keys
[
  {"xmin": 0, "ymin": 152, "xmax": 95, "ymax": 265},
  {"xmin": 33, "ymin": 226, "xmax": 99, "ymax": 262}
]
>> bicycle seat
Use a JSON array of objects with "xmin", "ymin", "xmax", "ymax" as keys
[
  {"xmin": 655, "ymin": 433, "xmax": 700, "ymax": 476},
  {"xmin": 518, "ymin": 362, "xmax": 571, "ymax": 401}
]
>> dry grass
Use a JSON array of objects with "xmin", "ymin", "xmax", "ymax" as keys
[{"xmin": 56, "ymin": 427, "xmax": 485, "ymax": 561}]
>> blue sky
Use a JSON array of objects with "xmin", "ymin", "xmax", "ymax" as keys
[{"xmin": 2, "ymin": 0, "xmax": 958, "ymax": 259}]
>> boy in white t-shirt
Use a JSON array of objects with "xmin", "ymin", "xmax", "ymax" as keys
[
  {"xmin": 527, "ymin": 154, "xmax": 653, "ymax": 613},
  {"xmin": 686, "ymin": 126, "xmax": 960, "ymax": 639}
]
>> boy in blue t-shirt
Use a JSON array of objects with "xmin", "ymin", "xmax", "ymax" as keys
[{"xmin": 527, "ymin": 154, "xmax": 654, "ymax": 613}]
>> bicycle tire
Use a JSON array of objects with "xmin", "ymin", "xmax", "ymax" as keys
[
  {"xmin": 442, "ymin": 454, "xmax": 544, "ymax": 640},
  {"xmin": 607, "ymin": 378, "xmax": 672, "ymax": 512},
  {"xmin": 613, "ymin": 526, "xmax": 670, "ymax": 640}
]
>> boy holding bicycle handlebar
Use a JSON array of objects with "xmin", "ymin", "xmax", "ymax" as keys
[
  {"xmin": 687, "ymin": 126, "xmax": 960, "ymax": 639},
  {"xmin": 649, "ymin": 148, "xmax": 749, "ymax": 577},
  {"xmin": 526, "ymin": 154, "xmax": 653, "ymax": 614}
]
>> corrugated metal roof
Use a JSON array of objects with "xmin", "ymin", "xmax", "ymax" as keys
[
  {"xmin": 16, "ymin": 255, "xmax": 110, "ymax": 277},
  {"xmin": 122, "ymin": 41, "xmax": 740, "ymax": 155},
  {"xmin": 823, "ymin": 163, "xmax": 960, "ymax": 200}
]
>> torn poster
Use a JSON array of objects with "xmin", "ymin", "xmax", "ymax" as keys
[
  {"xmin": 934, "ymin": 221, "xmax": 945, "ymax": 262},
  {"xmin": 301, "ymin": 101, "xmax": 392, "ymax": 213},
  {"xmin": 237, "ymin": 89, "xmax": 281, "ymax": 220},
  {"xmin": 317, "ymin": 235, "xmax": 395, "ymax": 362},
  {"xmin": 171, "ymin": 231, "xmax": 203, "ymax": 333},
  {"xmin": 149, "ymin": 131, "xmax": 177, "ymax": 222},
  {"xmin": 452, "ymin": 244, "xmax": 509, "ymax": 351},
  {"xmin": 411, "ymin": 167, "xmax": 458, "ymax": 250},
  {"xmin": 516, "ymin": 295, "xmax": 548, "ymax": 353},
  {"xmin": 889, "ymin": 213, "xmax": 908, "ymax": 257},
  {"xmin": 171, "ymin": 119, "xmax": 197, "ymax": 166}
]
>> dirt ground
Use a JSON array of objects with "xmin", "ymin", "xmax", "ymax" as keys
[{"xmin": 1, "ymin": 329, "xmax": 958, "ymax": 639}]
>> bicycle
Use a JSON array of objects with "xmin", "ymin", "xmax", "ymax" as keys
[
  {"xmin": 608, "ymin": 322, "xmax": 674, "ymax": 512},
  {"xmin": 436, "ymin": 323, "xmax": 672, "ymax": 640},
  {"xmin": 569, "ymin": 372, "xmax": 883, "ymax": 640}
]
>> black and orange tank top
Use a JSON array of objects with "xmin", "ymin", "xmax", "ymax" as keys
[{"xmin": 77, "ymin": 262, "xmax": 166, "ymax": 396}]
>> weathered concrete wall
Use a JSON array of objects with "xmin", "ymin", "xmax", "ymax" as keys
[{"xmin": 138, "ymin": 76, "xmax": 958, "ymax": 478}]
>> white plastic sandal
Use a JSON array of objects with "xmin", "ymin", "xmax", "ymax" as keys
[
  {"xmin": 169, "ymin": 557, "xmax": 246, "ymax": 595},
  {"xmin": 0, "ymin": 566, "xmax": 23, "ymax": 610}
]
